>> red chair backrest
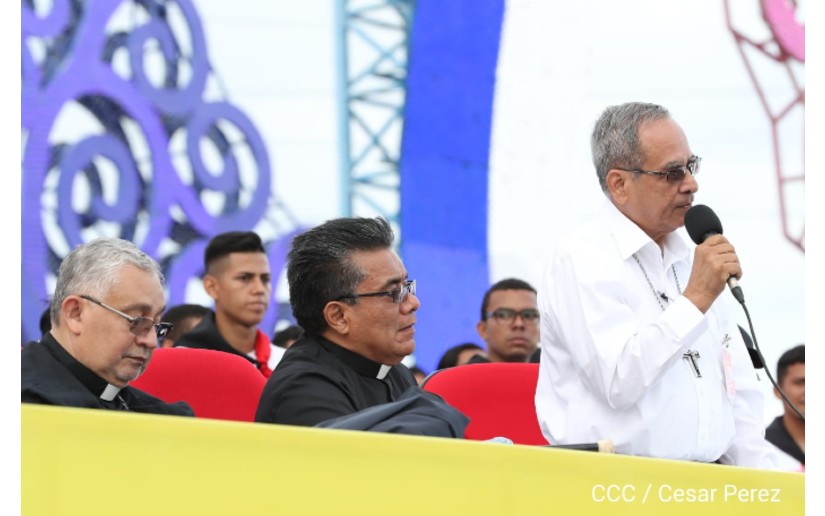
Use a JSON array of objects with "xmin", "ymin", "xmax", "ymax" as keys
[
  {"xmin": 131, "ymin": 347, "xmax": 266, "ymax": 422},
  {"xmin": 421, "ymin": 362, "xmax": 547, "ymax": 445}
]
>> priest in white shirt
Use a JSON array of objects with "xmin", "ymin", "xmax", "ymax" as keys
[{"xmin": 534, "ymin": 102, "xmax": 778, "ymax": 468}]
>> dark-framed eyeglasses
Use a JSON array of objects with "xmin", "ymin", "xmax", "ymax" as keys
[
  {"xmin": 484, "ymin": 308, "xmax": 540, "ymax": 324},
  {"xmin": 80, "ymin": 295, "xmax": 173, "ymax": 340},
  {"xmin": 622, "ymin": 155, "xmax": 701, "ymax": 183},
  {"xmin": 336, "ymin": 279, "xmax": 416, "ymax": 305}
]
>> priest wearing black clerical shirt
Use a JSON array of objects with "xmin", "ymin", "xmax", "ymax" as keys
[
  {"xmin": 21, "ymin": 238, "xmax": 193, "ymax": 417},
  {"xmin": 255, "ymin": 217, "xmax": 421, "ymax": 426}
]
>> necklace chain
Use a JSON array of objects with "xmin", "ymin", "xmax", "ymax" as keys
[{"xmin": 632, "ymin": 253, "xmax": 682, "ymax": 311}]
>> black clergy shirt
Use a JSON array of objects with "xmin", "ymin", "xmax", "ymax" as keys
[
  {"xmin": 22, "ymin": 333, "xmax": 193, "ymax": 416},
  {"xmin": 255, "ymin": 333, "xmax": 416, "ymax": 426}
]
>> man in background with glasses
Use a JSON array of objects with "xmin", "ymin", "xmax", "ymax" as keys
[
  {"xmin": 534, "ymin": 102, "xmax": 777, "ymax": 467},
  {"xmin": 22, "ymin": 238, "xmax": 193, "ymax": 416},
  {"xmin": 470, "ymin": 278, "xmax": 540, "ymax": 364},
  {"xmin": 256, "ymin": 217, "xmax": 422, "ymax": 427}
]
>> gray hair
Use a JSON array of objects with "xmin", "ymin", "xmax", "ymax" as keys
[
  {"xmin": 591, "ymin": 102, "xmax": 671, "ymax": 194},
  {"xmin": 50, "ymin": 238, "xmax": 164, "ymax": 326}
]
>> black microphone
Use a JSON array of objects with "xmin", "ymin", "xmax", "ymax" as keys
[
  {"xmin": 684, "ymin": 210, "xmax": 801, "ymax": 418},
  {"xmin": 684, "ymin": 204, "xmax": 745, "ymax": 304}
]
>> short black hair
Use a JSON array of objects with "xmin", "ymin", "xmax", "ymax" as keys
[
  {"xmin": 777, "ymin": 344, "xmax": 804, "ymax": 385},
  {"xmin": 287, "ymin": 217, "xmax": 394, "ymax": 335},
  {"xmin": 437, "ymin": 342, "xmax": 485, "ymax": 370},
  {"xmin": 480, "ymin": 278, "xmax": 537, "ymax": 320},
  {"xmin": 204, "ymin": 231, "xmax": 266, "ymax": 272},
  {"xmin": 39, "ymin": 307, "xmax": 51, "ymax": 335},
  {"xmin": 273, "ymin": 324, "xmax": 303, "ymax": 348},
  {"xmin": 162, "ymin": 304, "xmax": 210, "ymax": 326},
  {"xmin": 161, "ymin": 304, "xmax": 210, "ymax": 342}
]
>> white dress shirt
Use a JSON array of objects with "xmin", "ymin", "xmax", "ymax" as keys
[{"xmin": 535, "ymin": 199, "xmax": 778, "ymax": 468}]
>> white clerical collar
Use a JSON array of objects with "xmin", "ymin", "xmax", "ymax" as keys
[
  {"xmin": 376, "ymin": 364, "xmax": 391, "ymax": 380},
  {"xmin": 100, "ymin": 384, "xmax": 123, "ymax": 401}
]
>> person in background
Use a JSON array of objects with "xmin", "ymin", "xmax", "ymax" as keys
[
  {"xmin": 765, "ymin": 344, "xmax": 804, "ymax": 470},
  {"xmin": 39, "ymin": 307, "xmax": 51, "ymax": 336},
  {"xmin": 472, "ymin": 278, "xmax": 540, "ymax": 364},
  {"xmin": 407, "ymin": 365, "xmax": 427, "ymax": 385},
  {"xmin": 160, "ymin": 303, "xmax": 209, "ymax": 348},
  {"xmin": 273, "ymin": 324, "xmax": 303, "ymax": 350},
  {"xmin": 436, "ymin": 342, "xmax": 486, "ymax": 370},
  {"xmin": 175, "ymin": 231, "xmax": 284, "ymax": 375}
]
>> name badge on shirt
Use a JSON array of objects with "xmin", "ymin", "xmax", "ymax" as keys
[{"xmin": 722, "ymin": 334, "xmax": 736, "ymax": 402}]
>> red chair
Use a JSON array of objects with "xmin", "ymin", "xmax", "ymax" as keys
[
  {"xmin": 131, "ymin": 347, "xmax": 266, "ymax": 422},
  {"xmin": 421, "ymin": 362, "xmax": 548, "ymax": 445}
]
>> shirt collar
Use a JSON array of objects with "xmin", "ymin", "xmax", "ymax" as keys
[
  {"xmin": 316, "ymin": 335, "xmax": 393, "ymax": 379},
  {"xmin": 40, "ymin": 332, "xmax": 124, "ymax": 400},
  {"xmin": 603, "ymin": 199, "xmax": 692, "ymax": 266}
]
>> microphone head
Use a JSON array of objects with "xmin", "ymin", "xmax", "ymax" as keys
[{"xmin": 684, "ymin": 204, "xmax": 723, "ymax": 244}]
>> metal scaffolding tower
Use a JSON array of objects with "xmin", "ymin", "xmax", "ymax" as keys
[{"xmin": 336, "ymin": 0, "xmax": 416, "ymax": 240}]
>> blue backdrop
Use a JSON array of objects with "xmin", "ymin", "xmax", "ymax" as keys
[{"xmin": 400, "ymin": 0, "xmax": 505, "ymax": 373}]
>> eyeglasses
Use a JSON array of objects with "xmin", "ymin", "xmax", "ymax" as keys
[
  {"xmin": 622, "ymin": 155, "xmax": 701, "ymax": 183},
  {"xmin": 336, "ymin": 279, "xmax": 416, "ymax": 304},
  {"xmin": 484, "ymin": 308, "xmax": 540, "ymax": 324},
  {"xmin": 80, "ymin": 295, "xmax": 173, "ymax": 340}
]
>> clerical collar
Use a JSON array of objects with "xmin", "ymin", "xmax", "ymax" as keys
[
  {"xmin": 315, "ymin": 335, "xmax": 393, "ymax": 379},
  {"xmin": 40, "ymin": 333, "xmax": 126, "ymax": 400},
  {"xmin": 100, "ymin": 384, "xmax": 123, "ymax": 401}
]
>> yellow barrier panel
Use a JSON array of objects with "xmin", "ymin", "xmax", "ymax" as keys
[{"xmin": 22, "ymin": 404, "xmax": 803, "ymax": 515}]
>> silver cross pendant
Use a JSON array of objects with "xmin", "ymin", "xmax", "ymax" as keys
[{"xmin": 683, "ymin": 349, "xmax": 702, "ymax": 378}]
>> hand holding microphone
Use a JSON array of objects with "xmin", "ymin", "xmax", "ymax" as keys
[{"xmin": 683, "ymin": 205, "xmax": 746, "ymax": 309}]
